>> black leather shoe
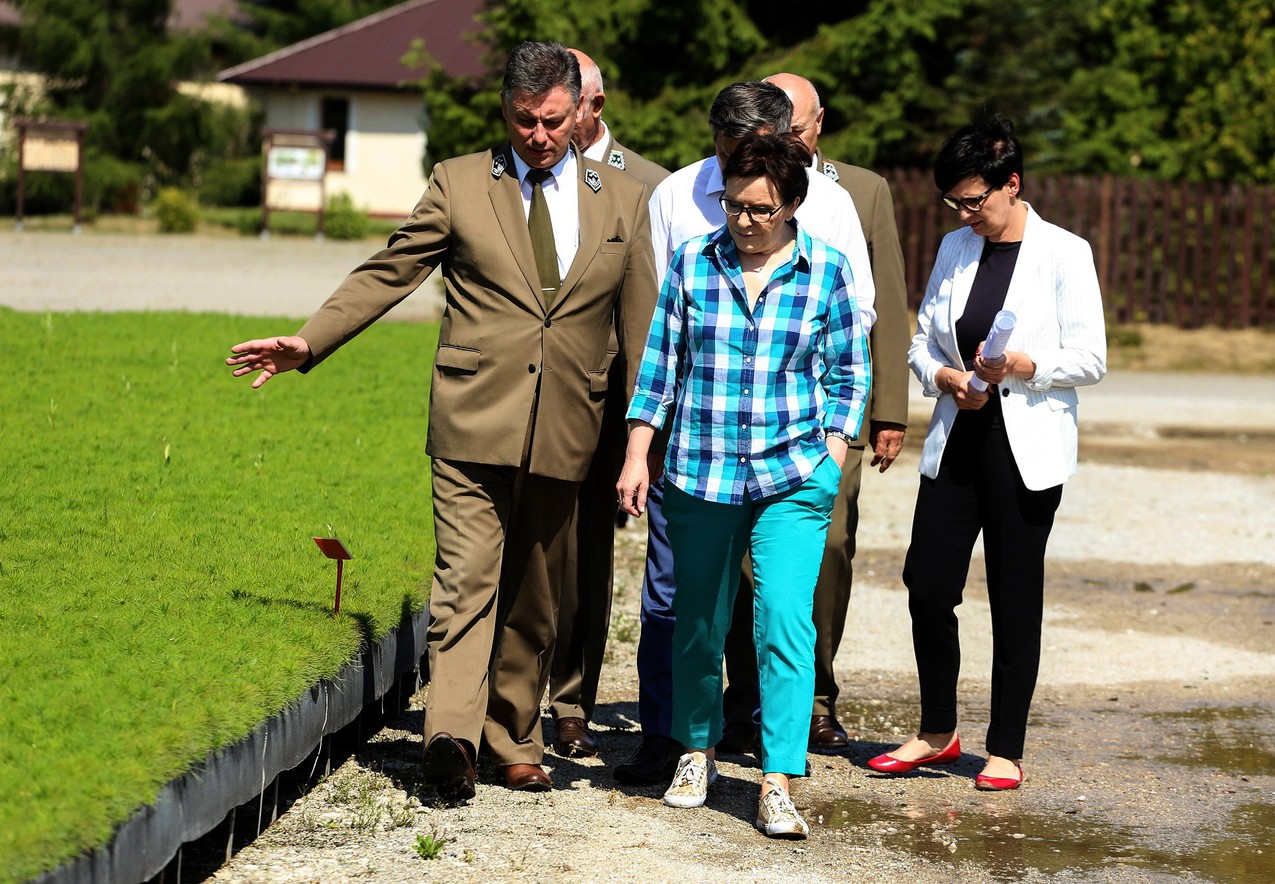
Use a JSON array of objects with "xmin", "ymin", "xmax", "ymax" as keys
[
  {"xmin": 809, "ymin": 714, "xmax": 850, "ymax": 753},
  {"xmin": 716, "ymin": 719, "xmax": 759, "ymax": 756},
  {"xmin": 554, "ymin": 717, "xmax": 600, "ymax": 758},
  {"xmin": 614, "ymin": 735, "xmax": 682, "ymax": 785},
  {"xmin": 423, "ymin": 733, "xmax": 477, "ymax": 802}
]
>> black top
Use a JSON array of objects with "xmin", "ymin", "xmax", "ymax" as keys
[{"xmin": 955, "ymin": 239, "xmax": 1021, "ymax": 369}]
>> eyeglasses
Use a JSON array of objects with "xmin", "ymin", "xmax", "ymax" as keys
[
  {"xmin": 941, "ymin": 186, "xmax": 994, "ymax": 213},
  {"xmin": 720, "ymin": 197, "xmax": 784, "ymax": 223}
]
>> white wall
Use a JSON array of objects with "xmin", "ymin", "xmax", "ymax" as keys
[{"xmin": 262, "ymin": 89, "xmax": 428, "ymax": 218}]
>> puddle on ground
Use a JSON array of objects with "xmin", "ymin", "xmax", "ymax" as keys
[
  {"xmin": 1146, "ymin": 706, "xmax": 1275, "ymax": 776},
  {"xmin": 834, "ymin": 697, "xmax": 922, "ymax": 738},
  {"xmin": 811, "ymin": 796, "xmax": 1274, "ymax": 880}
]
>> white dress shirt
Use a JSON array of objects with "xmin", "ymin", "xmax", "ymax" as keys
[
  {"xmin": 647, "ymin": 155, "xmax": 876, "ymax": 331},
  {"xmin": 510, "ymin": 148, "xmax": 580, "ymax": 280}
]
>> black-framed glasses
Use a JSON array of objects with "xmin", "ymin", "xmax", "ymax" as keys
[
  {"xmin": 720, "ymin": 197, "xmax": 784, "ymax": 222},
  {"xmin": 941, "ymin": 186, "xmax": 994, "ymax": 213}
]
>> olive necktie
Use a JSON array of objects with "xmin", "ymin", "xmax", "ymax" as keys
[{"xmin": 525, "ymin": 168, "xmax": 560, "ymax": 307}]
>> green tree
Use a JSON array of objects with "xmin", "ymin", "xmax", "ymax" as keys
[
  {"xmin": 397, "ymin": 0, "xmax": 1275, "ymax": 183},
  {"xmin": 1056, "ymin": 0, "xmax": 1275, "ymax": 182}
]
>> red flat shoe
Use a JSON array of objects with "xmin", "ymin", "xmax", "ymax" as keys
[
  {"xmin": 974, "ymin": 762, "xmax": 1024, "ymax": 791},
  {"xmin": 867, "ymin": 736, "xmax": 962, "ymax": 774}
]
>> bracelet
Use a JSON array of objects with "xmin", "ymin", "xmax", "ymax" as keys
[{"xmin": 825, "ymin": 430, "xmax": 854, "ymax": 444}]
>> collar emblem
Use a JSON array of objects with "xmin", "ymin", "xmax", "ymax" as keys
[
  {"xmin": 584, "ymin": 168, "xmax": 602, "ymax": 192},
  {"xmin": 821, "ymin": 161, "xmax": 839, "ymax": 182},
  {"xmin": 491, "ymin": 153, "xmax": 507, "ymax": 179},
  {"xmin": 607, "ymin": 149, "xmax": 627, "ymax": 171}
]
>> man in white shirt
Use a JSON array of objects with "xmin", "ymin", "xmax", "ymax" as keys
[
  {"xmin": 647, "ymin": 80, "xmax": 876, "ymax": 329},
  {"xmin": 615, "ymin": 80, "xmax": 874, "ymax": 786}
]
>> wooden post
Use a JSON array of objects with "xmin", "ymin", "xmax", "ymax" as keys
[
  {"xmin": 15, "ymin": 122, "xmax": 25, "ymax": 231},
  {"xmin": 73, "ymin": 128, "xmax": 85, "ymax": 235},
  {"xmin": 259, "ymin": 138, "xmax": 270, "ymax": 239}
]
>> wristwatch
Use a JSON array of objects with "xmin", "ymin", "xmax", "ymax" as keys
[{"xmin": 825, "ymin": 430, "xmax": 854, "ymax": 444}]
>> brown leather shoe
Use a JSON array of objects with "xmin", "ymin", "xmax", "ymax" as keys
[
  {"xmin": 422, "ymin": 733, "xmax": 477, "ymax": 802},
  {"xmin": 554, "ymin": 717, "xmax": 599, "ymax": 758},
  {"xmin": 503, "ymin": 763, "xmax": 552, "ymax": 791},
  {"xmin": 809, "ymin": 714, "xmax": 850, "ymax": 753}
]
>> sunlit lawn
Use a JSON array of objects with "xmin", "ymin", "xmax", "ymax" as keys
[{"xmin": 0, "ymin": 308, "xmax": 437, "ymax": 882}]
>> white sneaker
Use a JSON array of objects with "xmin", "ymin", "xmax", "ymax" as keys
[
  {"xmin": 662, "ymin": 752, "xmax": 717, "ymax": 808},
  {"xmin": 755, "ymin": 781, "xmax": 809, "ymax": 839}
]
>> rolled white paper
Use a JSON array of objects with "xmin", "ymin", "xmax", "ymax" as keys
[{"xmin": 968, "ymin": 309, "xmax": 1017, "ymax": 392}]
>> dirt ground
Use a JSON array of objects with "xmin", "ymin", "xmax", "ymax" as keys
[{"xmin": 205, "ymin": 431, "xmax": 1275, "ymax": 884}]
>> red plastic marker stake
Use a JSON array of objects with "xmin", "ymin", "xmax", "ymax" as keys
[{"xmin": 313, "ymin": 537, "xmax": 353, "ymax": 614}]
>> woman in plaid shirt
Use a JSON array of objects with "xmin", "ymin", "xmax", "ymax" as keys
[{"xmin": 617, "ymin": 133, "xmax": 871, "ymax": 838}]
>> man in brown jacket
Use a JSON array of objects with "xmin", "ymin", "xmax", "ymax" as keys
[
  {"xmin": 227, "ymin": 41, "xmax": 658, "ymax": 800},
  {"xmin": 717, "ymin": 72, "xmax": 910, "ymax": 755}
]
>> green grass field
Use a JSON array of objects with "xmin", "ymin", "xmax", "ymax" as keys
[{"xmin": 0, "ymin": 309, "xmax": 438, "ymax": 882}]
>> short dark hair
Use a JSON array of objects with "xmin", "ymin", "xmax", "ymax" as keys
[
  {"xmin": 933, "ymin": 111, "xmax": 1023, "ymax": 195},
  {"xmin": 502, "ymin": 41, "xmax": 581, "ymax": 105},
  {"xmin": 722, "ymin": 133, "xmax": 810, "ymax": 206},
  {"xmin": 708, "ymin": 81, "xmax": 793, "ymax": 139}
]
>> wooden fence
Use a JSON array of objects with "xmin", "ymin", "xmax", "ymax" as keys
[{"xmin": 884, "ymin": 169, "xmax": 1275, "ymax": 328}]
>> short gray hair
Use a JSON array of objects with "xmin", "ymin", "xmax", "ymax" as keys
[
  {"xmin": 708, "ymin": 81, "xmax": 793, "ymax": 139},
  {"xmin": 502, "ymin": 41, "xmax": 582, "ymax": 104}
]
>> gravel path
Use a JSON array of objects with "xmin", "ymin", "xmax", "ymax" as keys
[
  {"xmin": 200, "ymin": 433, "xmax": 1274, "ymax": 882},
  {"xmin": 7, "ymin": 230, "xmax": 1273, "ymax": 882}
]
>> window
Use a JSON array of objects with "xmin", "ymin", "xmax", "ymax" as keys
[{"xmin": 321, "ymin": 97, "xmax": 350, "ymax": 171}]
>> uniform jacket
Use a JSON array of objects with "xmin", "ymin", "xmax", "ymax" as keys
[
  {"xmin": 297, "ymin": 143, "xmax": 659, "ymax": 482},
  {"xmin": 596, "ymin": 133, "xmax": 669, "ymax": 193},
  {"xmin": 817, "ymin": 152, "xmax": 911, "ymax": 446},
  {"xmin": 909, "ymin": 204, "xmax": 1107, "ymax": 490}
]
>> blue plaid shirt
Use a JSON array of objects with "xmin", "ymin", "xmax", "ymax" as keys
[{"xmin": 628, "ymin": 223, "xmax": 871, "ymax": 505}]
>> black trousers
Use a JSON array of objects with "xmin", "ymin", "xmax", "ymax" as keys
[{"xmin": 902, "ymin": 398, "xmax": 1062, "ymax": 759}]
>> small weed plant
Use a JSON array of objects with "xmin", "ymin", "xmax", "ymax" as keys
[{"xmin": 415, "ymin": 833, "xmax": 447, "ymax": 860}]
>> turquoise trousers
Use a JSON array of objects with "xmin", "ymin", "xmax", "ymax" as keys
[{"xmin": 663, "ymin": 455, "xmax": 841, "ymax": 775}]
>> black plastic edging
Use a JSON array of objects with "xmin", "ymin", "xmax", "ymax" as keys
[{"xmin": 33, "ymin": 606, "xmax": 429, "ymax": 884}]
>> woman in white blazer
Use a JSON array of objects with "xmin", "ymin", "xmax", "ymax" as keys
[{"xmin": 868, "ymin": 115, "xmax": 1106, "ymax": 790}]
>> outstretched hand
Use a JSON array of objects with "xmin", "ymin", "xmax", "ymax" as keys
[{"xmin": 226, "ymin": 336, "xmax": 311, "ymax": 388}]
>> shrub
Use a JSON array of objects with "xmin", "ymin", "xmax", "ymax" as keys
[
  {"xmin": 154, "ymin": 187, "xmax": 199, "ymax": 233},
  {"xmin": 198, "ymin": 157, "xmax": 261, "ymax": 207},
  {"xmin": 84, "ymin": 153, "xmax": 145, "ymax": 214},
  {"xmin": 323, "ymin": 192, "xmax": 370, "ymax": 240}
]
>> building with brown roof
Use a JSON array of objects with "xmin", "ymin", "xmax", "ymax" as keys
[{"xmin": 219, "ymin": 0, "xmax": 486, "ymax": 217}]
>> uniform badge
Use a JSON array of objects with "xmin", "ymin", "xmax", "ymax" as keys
[
  {"xmin": 607, "ymin": 149, "xmax": 627, "ymax": 171},
  {"xmin": 584, "ymin": 168, "xmax": 602, "ymax": 192},
  {"xmin": 491, "ymin": 153, "xmax": 507, "ymax": 179},
  {"xmin": 821, "ymin": 161, "xmax": 840, "ymax": 183}
]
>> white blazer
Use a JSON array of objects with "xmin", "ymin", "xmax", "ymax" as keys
[{"xmin": 909, "ymin": 204, "xmax": 1107, "ymax": 491}]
